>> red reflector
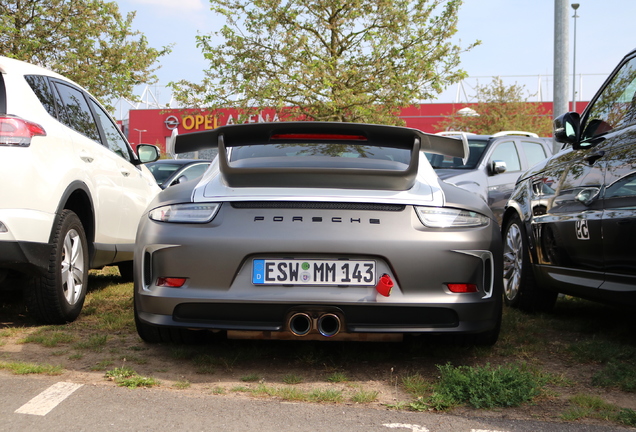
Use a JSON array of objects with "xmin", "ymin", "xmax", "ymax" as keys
[
  {"xmin": 375, "ymin": 274, "xmax": 394, "ymax": 297},
  {"xmin": 447, "ymin": 283, "xmax": 478, "ymax": 293},
  {"xmin": 0, "ymin": 116, "xmax": 46, "ymax": 146},
  {"xmin": 270, "ymin": 133, "xmax": 367, "ymax": 141},
  {"xmin": 156, "ymin": 277, "xmax": 187, "ymax": 288}
]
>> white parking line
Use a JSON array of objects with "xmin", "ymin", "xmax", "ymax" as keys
[
  {"xmin": 15, "ymin": 382, "xmax": 83, "ymax": 416},
  {"xmin": 383, "ymin": 424, "xmax": 429, "ymax": 432}
]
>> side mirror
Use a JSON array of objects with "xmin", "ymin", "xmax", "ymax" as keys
[
  {"xmin": 554, "ymin": 112, "xmax": 581, "ymax": 145},
  {"xmin": 575, "ymin": 187, "xmax": 601, "ymax": 206},
  {"xmin": 490, "ymin": 160, "xmax": 507, "ymax": 175},
  {"xmin": 137, "ymin": 144, "xmax": 160, "ymax": 163},
  {"xmin": 171, "ymin": 175, "xmax": 188, "ymax": 186}
]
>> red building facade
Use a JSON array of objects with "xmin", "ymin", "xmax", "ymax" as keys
[{"xmin": 126, "ymin": 102, "xmax": 586, "ymax": 153}]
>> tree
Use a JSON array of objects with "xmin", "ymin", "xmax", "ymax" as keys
[
  {"xmin": 436, "ymin": 77, "xmax": 553, "ymax": 135},
  {"xmin": 170, "ymin": 0, "xmax": 477, "ymax": 125},
  {"xmin": 0, "ymin": 0, "xmax": 171, "ymax": 108}
]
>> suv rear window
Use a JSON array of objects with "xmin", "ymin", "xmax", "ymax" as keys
[
  {"xmin": 0, "ymin": 73, "xmax": 6, "ymax": 114},
  {"xmin": 25, "ymin": 75, "xmax": 56, "ymax": 117}
]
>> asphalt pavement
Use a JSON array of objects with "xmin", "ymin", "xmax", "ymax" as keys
[{"xmin": 0, "ymin": 373, "xmax": 631, "ymax": 432}]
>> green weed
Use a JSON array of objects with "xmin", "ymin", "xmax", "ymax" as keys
[
  {"xmin": 105, "ymin": 366, "xmax": 158, "ymax": 388},
  {"xmin": 0, "ymin": 361, "xmax": 63, "ymax": 375}
]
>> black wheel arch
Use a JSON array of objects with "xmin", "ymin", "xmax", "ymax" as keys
[{"xmin": 52, "ymin": 181, "xmax": 95, "ymax": 260}]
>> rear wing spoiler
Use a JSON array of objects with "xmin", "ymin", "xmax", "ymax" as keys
[{"xmin": 169, "ymin": 122, "xmax": 468, "ymax": 190}]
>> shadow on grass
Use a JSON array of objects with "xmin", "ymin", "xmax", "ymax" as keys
[{"xmin": 0, "ymin": 268, "xmax": 127, "ymax": 328}]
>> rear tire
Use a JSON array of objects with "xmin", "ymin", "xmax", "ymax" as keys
[
  {"xmin": 117, "ymin": 261, "xmax": 134, "ymax": 282},
  {"xmin": 502, "ymin": 214, "xmax": 557, "ymax": 313},
  {"xmin": 25, "ymin": 210, "xmax": 89, "ymax": 324}
]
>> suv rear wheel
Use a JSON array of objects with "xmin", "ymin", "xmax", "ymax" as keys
[
  {"xmin": 25, "ymin": 210, "xmax": 89, "ymax": 324},
  {"xmin": 503, "ymin": 213, "xmax": 557, "ymax": 313}
]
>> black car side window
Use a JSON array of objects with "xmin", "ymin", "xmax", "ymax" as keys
[
  {"xmin": 53, "ymin": 81, "xmax": 101, "ymax": 143},
  {"xmin": 582, "ymin": 56, "xmax": 636, "ymax": 140}
]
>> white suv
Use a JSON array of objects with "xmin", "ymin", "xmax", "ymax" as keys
[{"xmin": 0, "ymin": 56, "xmax": 161, "ymax": 324}]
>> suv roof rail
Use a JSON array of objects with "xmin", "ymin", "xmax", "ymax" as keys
[
  {"xmin": 492, "ymin": 130, "xmax": 539, "ymax": 138},
  {"xmin": 434, "ymin": 131, "xmax": 476, "ymax": 137}
]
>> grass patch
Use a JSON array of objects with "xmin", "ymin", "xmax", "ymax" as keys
[
  {"xmin": 282, "ymin": 373, "xmax": 303, "ymax": 384},
  {"xmin": 73, "ymin": 334, "xmax": 108, "ymax": 351},
  {"xmin": 351, "ymin": 389, "xmax": 378, "ymax": 403},
  {"xmin": 562, "ymin": 394, "xmax": 636, "ymax": 427},
  {"xmin": 0, "ymin": 361, "xmax": 63, "ymax": 375},
  {"xmin": 240, "ymin": 373, "xmax": 261, "ymax": 382},
  {"xmin": 21, "ymin": 328, "xmax": 76, "ymax": 347},
  {"xmin": 105, "ymin": 366, "xmax": 159, "ymax": 388},
  {"xmin": 422, "ymin": 362, "xmax": 547, "ymax": 410},
  {"xmin": 402, "ymin": 373, "xmax": 432, "ymax": 397},
  {"xmin": 309, "ymin": 388, "xmax": 343, "ymax": 403},
  {"xmin": 91, "ymin": 360, "xmax": 115, "ymax": 371},
  {"xmin": 569, "ymin": 339, "xmax": 636, "ymax": 363},
  {"xmin": 273, "ymin": 386, "xmax": 308, "ymax": 401},
  {"xmin": 192, "ymin": 354, "xmax": 217, "ymax": 375},
  {"xmin": 325, "ymin": 371, "xmax": 348, "ymax": 383},
  {"xmin": 592, "ymin": 361, "xmax": 636, "ymax": 392},
  {"xmin": 173, "ymin": 380, "xmax": 191, "ymax": 389}
]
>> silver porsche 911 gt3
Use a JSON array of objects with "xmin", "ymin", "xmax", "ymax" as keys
[{"xmin": 133, "ymin": 122, "xmax": 503, "ymax": 345}]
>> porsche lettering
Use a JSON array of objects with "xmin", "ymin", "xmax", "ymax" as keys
[{"xmin": 254, "ymin": 216, "xmax": 380, "ymax": 224}]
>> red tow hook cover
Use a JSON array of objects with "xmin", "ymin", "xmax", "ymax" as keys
[{"xmin": 375, "ymin": 274, "xmax": 394, "ymax": 297}]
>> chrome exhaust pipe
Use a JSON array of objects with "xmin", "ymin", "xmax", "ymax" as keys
[
  {"xmin": 317, "ymin": 313, "xmax": 341, "ymax": 337},
  {"xmin": 289, "ymin": 312, "xmax": 312, "ymax": 336}
]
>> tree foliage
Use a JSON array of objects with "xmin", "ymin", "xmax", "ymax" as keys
[
  {"xmin": 0, "ymin": 0, "xmax": 171, "ymax": 108},
  {"xmin": 171, "ymin": 0, "xmax": 477, "ymax": 125},
  {"xmin": 436, "ymin": 77, "xmax": 553, "ymax": 135}
]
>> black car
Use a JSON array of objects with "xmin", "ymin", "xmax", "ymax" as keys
[
  {"xmin": 502, "ymin": 47, "xmax": 636, "ymax": 312},
  {"xmin": 146, "ymin": 159, "xmax": 211, "ymax": 189}
]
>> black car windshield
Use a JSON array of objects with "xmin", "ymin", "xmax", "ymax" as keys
[
  {"xmin": 229, "ymin": 143, "xmax": 411, "ymax": 169},
  {"xmin": 148, "ymin": 163, "xmax": 185, "ymax": 185},
  {"xmin": 426, "ymin": 139, "xmax": 487, "ymax": 169}
]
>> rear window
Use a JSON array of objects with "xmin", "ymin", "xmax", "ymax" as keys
[
  {"xmin": 148, "ymin": 163, "xmax": 187, "ymax": 185},
  {"xmin": 25, "ymin": 75, "xmax": 57, "ymax": 117},
  {"xmin": 426, "ymin": 139, "xmax": 488, "ymax": 169},
  {"xmin": 229, "ymin": 143, "xmax": 411, "ymax": 170},
  {"xmin": 0, "ymin": 73, "xmax": 6, "ymax": 114}
]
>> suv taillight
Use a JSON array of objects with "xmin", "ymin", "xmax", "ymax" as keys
[{"xmin": 0, "ymin": 115, "xmax": 46, "ymax": 147}]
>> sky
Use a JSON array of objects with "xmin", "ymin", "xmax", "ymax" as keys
[{"xmin": 114, "ymin": 0, "xmax": 636, "ymax": 114}]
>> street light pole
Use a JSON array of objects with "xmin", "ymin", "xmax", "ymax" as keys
[
  {"xmin": 571, "ymin": 3, "xmax": 580, "ymax": 112},
  {"xmin": 134, "ymin": 128, "xmax": 147, "ymax": 144}
]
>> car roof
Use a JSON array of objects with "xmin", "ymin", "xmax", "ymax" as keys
[
  {"xmin": 0, "ymin": 56, "xmax": 68, "ymax": 81},
  {"xmin": 448, "ymin": 131, "xmax": 545, "ymax": 142},
  {"xmin": 149, "ymin": 159, "xmax": 210, "ymax": 166}
]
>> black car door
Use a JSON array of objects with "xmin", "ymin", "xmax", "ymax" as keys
[
  {"xmin": 530, "ymin": 142, "xmax": 607, "ymax": 294},
  {"xmin": 581, "ymin": 53, "xmax": 636, "ymax": 300}
]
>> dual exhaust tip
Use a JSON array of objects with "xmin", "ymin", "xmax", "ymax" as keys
[{"xmin": 289, "ymin": 312, "xmax": 341, "ymax": 337}]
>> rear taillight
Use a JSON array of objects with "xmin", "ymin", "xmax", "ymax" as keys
[{"xmin": 0, "ymin": 115, "xmax": 46, "ymax": 147}]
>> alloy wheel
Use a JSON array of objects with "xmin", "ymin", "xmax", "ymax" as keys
[{"xmin": 503, "ymin": 223, "xmax": 523, "ymax": 302}]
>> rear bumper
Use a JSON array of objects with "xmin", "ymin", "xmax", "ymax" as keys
[
  {"xmin": 134, "ymin": 203, "xmax": 503, "ymax": 336},
  {"xmin": 0, "ymin": 240, "xmax": 52, "ymax": 277},
  {"xmin": 136, "ymin": 300, "xmax": 500, "ymax": 337}
]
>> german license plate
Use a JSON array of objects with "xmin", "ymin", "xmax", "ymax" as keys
[{"xmin": 252, "ymin": 259, "xmax": 376, "ymax": 286}]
